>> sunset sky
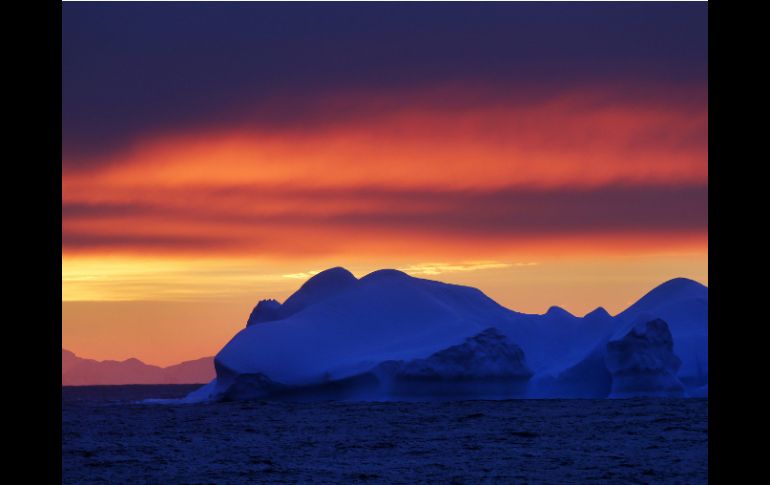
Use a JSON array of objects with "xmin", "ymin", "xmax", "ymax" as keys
[{"xmin": 62, "ymin": 3, "xmax": 707, "ymax": 366}]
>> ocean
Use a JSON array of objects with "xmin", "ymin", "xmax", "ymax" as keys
[{"xmin": 62, "ymin": 385, "xmax": 707, "ymax": 484}]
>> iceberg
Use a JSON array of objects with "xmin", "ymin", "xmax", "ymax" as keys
[
  {"xmin": 373, "ymin": 327, "xmax": 533, "ymax": 400},
  {"xmin": 605, "ymin": 317, "xmax": 685, "ymax": 398},
  {"xmin": 184, "ymin": 267, "xmax": 708, "ymax": 402},
  {"xmin": 615, "ymin": 278, "xmax": 708, "ymax": 388}
]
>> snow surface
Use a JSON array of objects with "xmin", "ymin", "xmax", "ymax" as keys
[{"xmin": 186, "ymin": 268, "xmax": 708, "ymax": 401}]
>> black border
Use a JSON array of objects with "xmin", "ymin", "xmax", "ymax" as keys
[{"xmin": 51, "ymin": 1, "xmax": 725, "ymax": 483}]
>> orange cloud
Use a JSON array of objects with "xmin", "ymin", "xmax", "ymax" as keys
[
  {"xmin": 64, "ymin": 86, "xmax": 706, "ymax": 183},
  {"xmin": 62, "ymin": 86, "xmax": 706, "ymax": 261}
]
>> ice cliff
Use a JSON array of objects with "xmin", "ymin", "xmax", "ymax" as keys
[{"xmin": 606, "ymin": 317, "xmax": 684, "ymax": 398}]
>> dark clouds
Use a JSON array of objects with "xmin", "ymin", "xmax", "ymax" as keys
[
  {"xmin": 62, "ymin": 183, "xmax": 708, "ymax": 254},
  {"xmin": 63, "ymin": 2, "xmax": 707, "ymax": 162}
]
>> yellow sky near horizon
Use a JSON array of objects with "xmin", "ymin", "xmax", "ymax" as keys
[{"xmin": 62, "ymin": 250, "xmax": 707, "ymax": 367}]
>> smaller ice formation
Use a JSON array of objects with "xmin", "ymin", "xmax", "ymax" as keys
[
  {"xmin": 374, "ymin": 328, "xmax": 533, "ymax": 399},
  {"xmin": 246, "ymin": 299, "xmax": 282, "ymax": 326},
  {"xmin": 605, "ymin": 317, "xmax": 684, "ymax": 398},
  {"xmin": 376, "ymin": 328, "xmax": 532, "ymax": 380}
]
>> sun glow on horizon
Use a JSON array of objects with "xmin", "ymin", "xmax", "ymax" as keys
[{"xmin": 62, "ymin": 251, "xmax": 707, "ymax": 367}]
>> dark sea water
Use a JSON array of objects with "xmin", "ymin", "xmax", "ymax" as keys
[{"xmin": 62, "ymin": 385, "xmax": 708, "ymax": 484}]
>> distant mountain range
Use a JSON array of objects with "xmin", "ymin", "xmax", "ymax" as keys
[{"xmin": 62, "ymin": 349, "xmax": 214, "ymax": 386}]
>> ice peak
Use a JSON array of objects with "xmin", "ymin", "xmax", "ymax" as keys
[
  {"xmin": 280, "ymin": 266, "xmax": 359, "ymax": 316},
  {"xmin": 361, "ymin": 268, "xmax": 412, "ymax": 281},
  {"xmin": 545, "ymin": 305, "xmax": 573, "ymax": 317},
  {"xmin": 655, "ymin": 277, "xmax": 706, "ymax": 292},
  {"xmin": 584, "ymin": 306, "xmax": 611, "ymax": 319},
  {"xmin": 300, "ymin": 267, "xmax": 357, "ymax": 290},
  {"xmin": 618, "ymin": 277, "xmax": 707, "ymax": 320},
  {"xmin": 246, "ymin": 299, "xmax": 283, "ymax": 327}
]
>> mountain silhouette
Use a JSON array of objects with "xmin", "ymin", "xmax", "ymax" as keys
[{"xmin": 62, "ymin": 349, "xmax": 214, "ymax": 386}]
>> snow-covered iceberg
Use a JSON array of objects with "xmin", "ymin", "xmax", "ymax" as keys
[
  {"xmin": 372, "ymin": 327, "xmax": 533, "ymax": 400},
  {"xmin": 184, "ymin": 267, "xmax": 708, "ymax": 402},
  {"xmin": 605, "ymin": 317, "xmax": 684, "ymax": 398},
  {"xmin": 614, "ymin": 278, "xmax": 708, "ymax": 389}
]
